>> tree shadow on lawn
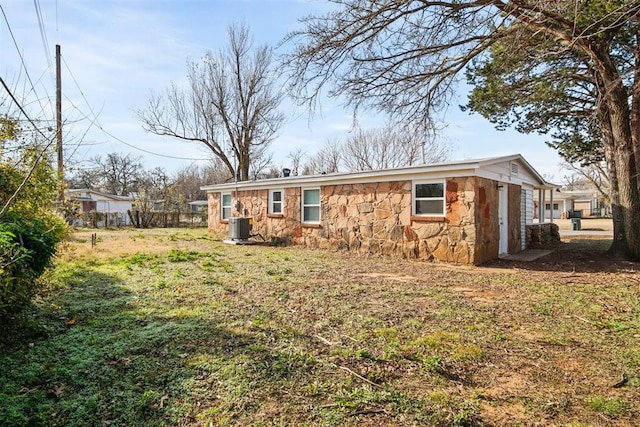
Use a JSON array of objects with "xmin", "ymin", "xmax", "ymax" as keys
[
  {"xmin": 485, "ymin": 237, "xmax": 640, "ymax": 273},
  {"xmin": 0, "ymin": 264, "xmax": 318, "ymax": 427}
]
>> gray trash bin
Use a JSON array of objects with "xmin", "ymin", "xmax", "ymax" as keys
[{"xmin": 571, "ymin": 218, "xmax": 581, "ymax": 230}]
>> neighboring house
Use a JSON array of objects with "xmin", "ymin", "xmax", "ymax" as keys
[
  {"xmin": 188, "ymin": 200, "xmax": 208, "ymax": 213},
  {"xmin": 202, "ymin": 154, "xmax": 557, "ymax": 265},
  {"xmin": 534, "ymin": 189, "xmax": 610, "ymax": 219},
  {"xmin": 67, "ymin": 189, "xmax": 135, "ymax": 226},
  {"xmin": 152, "ymin": 200, "xmax": 165, "ymax": 211}
]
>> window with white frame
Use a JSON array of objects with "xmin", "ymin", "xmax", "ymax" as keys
[
  {"xmin": 269, "ymin": 189, "xmax": 284, "ymax": 214},
  {"xmin": 221, "ymin": 192, "xmax": 232, "ymax": 220},
  {"xmin": 302, "ymin": 188, "xmax": 320, "ymax": 223},
  {"xmin": 413, "ymin": 181, "xmax": 446, "ymax": 216}
]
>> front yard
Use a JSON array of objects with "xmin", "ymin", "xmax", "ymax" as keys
[{"xmin": 1, "ymin": 228, "xmax": 638, "ymax": 426}]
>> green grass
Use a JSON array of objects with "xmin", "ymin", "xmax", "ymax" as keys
[{"xmin": 0, "ymin": 228, "xmax": 638, "ymax": 426}]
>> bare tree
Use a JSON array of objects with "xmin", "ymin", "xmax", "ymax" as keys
[
  {"xmin": 252, "ymin": 164, "xmax": 282, "ymax": 180},
  {"xmin": 203, "ymin": 158, "xmax": 235, "ymax": 185},
  {"xmin": 67, "ymin": 167, "xmax": 102, "ymax": 190},
  {"xmin": 172, "ymin": 164, "xmax": 209, "ymax": 203},
  {"xmin": 249, "ymin": 149, "xmax": 274, "ymax": 180},
  {"xmin": 286, "ymin": 147, "xmax": 306, "ymax": 176},
  {"xmin": 304, "ymin": 138, "xmax": 342, "ymax": 175},
  {"xmin": 342, "ymin": 125, "xmax": 450, "ymax": 171},
  {"xmin": 139, "ymin": 23, "xmax": 285, "ymax": 182},
  {"xmin": 168, "ymin": 160, "xmax": 234, "ymax": 211},
  {"xmin": 134, "ymin": 166, "xmax": 171, "ymax": 211},
  {"xmin": 562, "ymin": 162, "xmax": 610, "ymax": 202},
  {"xmin": 90, "ymin": 152, "xmax": 143, "ymax": 196}
]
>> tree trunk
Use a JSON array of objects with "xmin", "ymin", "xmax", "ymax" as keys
[
  {"xmin": 597, "ymin": 99, "xmax": 627, "ymax": 257},
  {"xmin": 588, "ymin": 44, "xmax": 640, "ymax": 261},
  {"xmin": 632, "ymin": 32, "xmax": 640, "ymax": 189},
  {"xmin": 604, "ymin": 79, "xmax": 640, "ymax": 261},
  {"xmin": 238, "ymin": 146, "xmax": 250, "ymax": 181}
]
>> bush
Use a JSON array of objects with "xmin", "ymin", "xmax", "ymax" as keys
[
  {"xmin": 0, "ymin": 212, "xmax": 66, "ymax": 332},
  {"xmin": 0, "ymin": 117, "xmax": 68, "ymax": 333}
]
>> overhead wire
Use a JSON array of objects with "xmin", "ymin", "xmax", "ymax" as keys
[
  {"xmin": 60, "ymin": 54, "xmax": 212, "ymax": 162},
  {"xmin": 34, "ymin": 0, "xmax": 54, "ymax": 81},
  {"xmin": 0, "ymin": 76, "xmax": 52, "ymax": 141},
  {"xmin": 0, "ymin": 76, "xmax": 57, "ymax": 217},
  {"xmin": 99, "ymin": 126, "xmax": 212, "ymax": 161},
  {"xmin": 4, "ymin": 1, "xmax": 211, "ymax": 167},
  {"xmin": 0, "ymin": 3, "xmax": 53, "ymax": 121}
]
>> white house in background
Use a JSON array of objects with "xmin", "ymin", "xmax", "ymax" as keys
[
  {"xmin": 67, "ymin": 189, "xmax": 135, "ymax": 226},
  {"xmin": 534, "ymin": 188, "xmax": 610, "ymax": 219},
  {"xmin": 188, "ymin": 200, "xmax": 208, "ymax": 213}
]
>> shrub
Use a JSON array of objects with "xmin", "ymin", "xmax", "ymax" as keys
[
  {"xmin": 0, "ymin": 117, "xmax": 67, "ymax": 333},
  {"xmin": 0, "ymin": 212, "xmax": 66, "ymax": 332}
]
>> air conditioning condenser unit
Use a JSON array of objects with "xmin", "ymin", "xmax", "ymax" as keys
[{"xmin": 228, "ymin": 217, "xmax": 251, "ymax": 240}]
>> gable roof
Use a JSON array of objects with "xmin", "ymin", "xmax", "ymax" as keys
[
  {"xmin": 202, "ymin": 154, "xmax": 557, "ymax": 192},
  {"xmin": 67, "ymin": 189, "xmax": 135, "ymax": 202},
  {"xmin": 534, "ymin": 188, "xmax": 605, "ymax": 201}
]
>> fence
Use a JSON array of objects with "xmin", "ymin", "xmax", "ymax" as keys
[{"xmin": 77, "ymin": 210, "xmax": 207, "ymax": 228}]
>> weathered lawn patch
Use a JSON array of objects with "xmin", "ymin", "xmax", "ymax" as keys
[{"xmin": 0, "ymin": 228, "xmax": 638, "ymax": 426}]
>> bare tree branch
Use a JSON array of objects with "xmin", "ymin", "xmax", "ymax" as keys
[{"xmin": 139, "ymin": 23, "xmax": 284, "ymax": 181}]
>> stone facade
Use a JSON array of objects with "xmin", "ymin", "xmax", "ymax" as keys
[
  {"xmin": 526, "ymin": 223, "xmax": 561, "ymax": 249},
  {"xmin": 207, "ymin": 176, "xmax": 521, "ymax": 265}
]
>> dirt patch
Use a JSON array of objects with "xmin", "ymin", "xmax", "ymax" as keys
[
  {"xmin": 360, "ymin": 273, "xmax": 420, "ymax": 283},
  {"xmin": 452, "ymin": 287, "xmax": 505, "ymax": 302},
  {"xmin": 487, "ymin": 235, "xmax": 639, "ymax": 274},
  {"xmin": 480, "ymin": 401, "xmax": 532, "ymax": 426}
]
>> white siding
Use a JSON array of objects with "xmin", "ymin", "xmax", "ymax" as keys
[{"xmin": 521, "ymin": 188, "xmax": 533, "ymax": 249}]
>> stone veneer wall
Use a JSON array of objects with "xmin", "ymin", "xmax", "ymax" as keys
[
  {"xmin": 207, "ymin": 176, "xmax": 507, "ymax": 264},
  {"xmin": 471, "ymin": 177, "xmax": 500, "ymax": 263},
  {"xmin": 207, "ymin": 192, "xmax": 224, "ymax": 234},
  {"xmin": 526, "ymin": 223, "xmax": 561, "ymax": 249}
]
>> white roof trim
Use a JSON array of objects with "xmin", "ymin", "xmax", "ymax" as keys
[
  {"xmin": 67, "ymin": 188, "xmax": 135, "ymax": 201},
  {"xmin": 202, "ymin": 154, "xmax": 558, "ymax": 192}
]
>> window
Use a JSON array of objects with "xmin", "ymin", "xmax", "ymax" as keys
[
  {"xmin": 302, "ymin": 188, "xmax": 320, "ymax": 223},
  {"xmin": 545, "ymin": 203, "xmax": 559, "ymax": 210},
  {"xmin": 221, "ymin": 193, "xmax": 232, "ymax": 220},
  {"xmin": 269, "ymin": 189, "xmax": 283, "ymax": 214},
  {"xmin": 413, "ymin": 181, "xmax": 445, "ymax": 216}
]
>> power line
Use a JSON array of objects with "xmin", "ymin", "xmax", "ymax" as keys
[
  {"xmin": 33, "ymin": 0, "xmax": 54, "ymax": 80},
  {"xmin": 0, "ymin": 4, "xmax": 52, "ymax": 120},
  {"xmin": 0, "ymin": 76, "xmax": 51, "ymax": 140},
  {"xmin": 100, "ymin": 126, "xmax": 213, "ymax": 161},
  {"xmin": 0, "ymin": 77, "xmax": 57, "ymax": 217},
  {"xmin": 60, "ymin": 55, "xmax": 211, "ymax": 162}
]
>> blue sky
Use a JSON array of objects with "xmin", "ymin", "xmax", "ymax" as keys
[{"xmin": 1, "ymin": 0, "xmax": 565, "ymax": 181}]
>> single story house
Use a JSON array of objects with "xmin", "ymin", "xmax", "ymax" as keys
[
  {"xmin": 534, "ymin": 188, "xmax": 610, "ymax": 219},
  {"xmin": 202, "ymin": 154, "xmax": 558, "ymax": 265},
  {"xmin": 67, "ymin": 189, "xmax": 135, "ymax": 226},
  {"xmin": 152, "ymin": 200, "xmax": 166, "ymax": 211},
  {"xmin": 188, "ymin": 200, "xmax": 208, "ymax": 213}
]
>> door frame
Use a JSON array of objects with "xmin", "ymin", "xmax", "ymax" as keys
[{"xmin": 498, "ymin": 183, "xmax": 509, "ymax": 255}]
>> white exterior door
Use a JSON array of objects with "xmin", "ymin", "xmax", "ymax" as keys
[
  {"xmin": 498, "ymin": 184, "xmax": 508, "ymax": 254},
  {"xmin": 521, "ymin": 188, "xmax": 532, "ymax": 250}
]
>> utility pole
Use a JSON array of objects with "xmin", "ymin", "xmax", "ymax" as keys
[{"xmin": 56, "ymin": 44, "xmax": 64, "ymax": 204}]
